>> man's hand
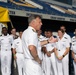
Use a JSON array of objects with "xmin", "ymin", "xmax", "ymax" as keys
[
  {"xmin": 47, "ymin": 52, "xmax": 51, "ymax": 57},
  {"xmin": 29, "ymin": 45, "xmax": 42, "ymax": 64},
  {"xmin": 48, "ymin": 37, "xmax": 58, "ymax": 43}
]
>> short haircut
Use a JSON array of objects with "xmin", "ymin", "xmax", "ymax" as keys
[
  {"xmin": 60, "ymin": 25, "xmax": 66, "ymax": 29},
  {"xmin": 19, "ymin": 30, "xmax": 23, "ymax": 32},
  {"xmin": 2, "ymin": 27, "xmax": 7, "ymax": 30},
  {"xmin": 47, "ymin": 29, "xmax": 52, "ymax": 32},
  {"xmin": 58, "ymin": 29, "xmax": 64, "ymax": 33},
  {"xmin": 11, "ymin": 28, "xmax": 16, "ymax": 30},
  {"xmin": 28, "ymin": 14, "xmax": 41, "ymax": 24}
]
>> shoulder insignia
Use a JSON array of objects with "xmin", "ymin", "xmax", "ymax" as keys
[
  {"xmin": 64, "ymin": 37, "xmax": 67, "ymax": 39},
  {"xmin": 17, "ymin": 42, "xmax": 19, "ymax": 44},
  {"xmin": 32, "ymin": 29, "xmax": 36, "ymax": 33},
  {"xmin": 0, "ymin": 35, "xmax": 2, "ymax": 36}
]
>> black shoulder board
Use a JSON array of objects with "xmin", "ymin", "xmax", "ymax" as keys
[
  {"xmin": 0, "ymin": 35, "xmax": 2, "ymax": 36},
  {"xmin": 72, "ymin": 40, "xmax": 76, "ymax": 42},
  {"xmin": 32, "ymin": 29, "xmax": 36, "ymax": 33},
  {"xmin": 64, "ymin": 37, "xmax": 67, "ymax": 39}
]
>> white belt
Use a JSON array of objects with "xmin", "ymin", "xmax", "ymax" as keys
[
  {"xmin": 25, "ymin": 57, "xmax": 34, "ymax": 60},
  {"xmin": 17, "ymin": 52, "xmax": 23, "ymax": 54},
  {"xmin": 2, "ymin": 49, "xmax": 11, "ymax": 51}
]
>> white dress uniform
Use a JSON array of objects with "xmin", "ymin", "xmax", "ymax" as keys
[
  {"xmin": 55, "ymin": 37, "xmax": 70, "ymax": 75},
  {"xmin": 41, "ymin": 37, "xmax": 48, "ymax": 75},
  {"xmin": 0, "ymin": 34, "xmax": 13, "ymax": 75},
  {"xmin": 45, "ymin": 39, "xmax": 57, "ymax": 75},
  {"xmin": 22, "ymin": 26, "xmax": 42, "ymax": 75},
  {"xmin": 57, "ymin": 32, "xmax": 71, "ymax": 67},
  {"xmin": 71, "ymin": 36, "xmax": 76, "ymax": 75},
  {"xmin": 38, "ymin": 35, "xmax": 46, "ymax": 75},
  {"xmin": 63, "ymin": 32, "xmax": 71, "ymax": 73},
  {"xmin": 12, "ymin": 37, "xmax": 25, "ymax": 75}
]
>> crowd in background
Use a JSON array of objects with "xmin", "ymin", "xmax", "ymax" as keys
[{"xmin": 0, "ymin": 23, "xmax": 76, "ymax": 75}]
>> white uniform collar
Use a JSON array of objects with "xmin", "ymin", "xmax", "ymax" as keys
[
  {"xmin": 63, "ymin": 32, "xmax": 68, "ymax": 37},
  {"xmin": 18, "ymin": 37, "xmax": 21, "ymax": 40},
  {"xmin": 58, "ymin": 36, "xmax": 64, "ymax": 41},
  {"xmin": 2, "ymin": 34, "xmax": 9, "ymax": 36},
  {"xmin": 38, "ymin": 35, "xmax": 42, "ymax": 38},
  {"xmin": 28, "ymin": 26, "xmax": 36, "ymax": 32}
]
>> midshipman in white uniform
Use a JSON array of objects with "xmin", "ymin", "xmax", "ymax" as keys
[
  {"xmin": 55, "ymin": 30, "xmax": 70, "ymax": 75},
  {"xmin": 60, "ymin": 25, "xmax": 71, "ymax": 74},
  {"xmin": 37, "ymin": 30, "xmax": 46, "ymax": 75},
  {"xmin": 12, "ymin": 31, "xmax": 25, "ymax": 75},
  {"xmin": 0, "ymin": 27, "xmax": 13, "ymax": 75},
  {"xmin": 44, "ymin": 30, "xmax": 57, "ymax": 75},
  {"xmin": 71, "ymin": 29, "xmax": 76, "ymax": 75}
]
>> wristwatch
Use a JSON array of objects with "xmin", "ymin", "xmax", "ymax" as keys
[
  {"xmin": 63, "ymin": 55, "xmax": 65, "ymax": 57},
  {"xmin": 47, "ymin": 40, "xmax": 49, "ymax": 43}
]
